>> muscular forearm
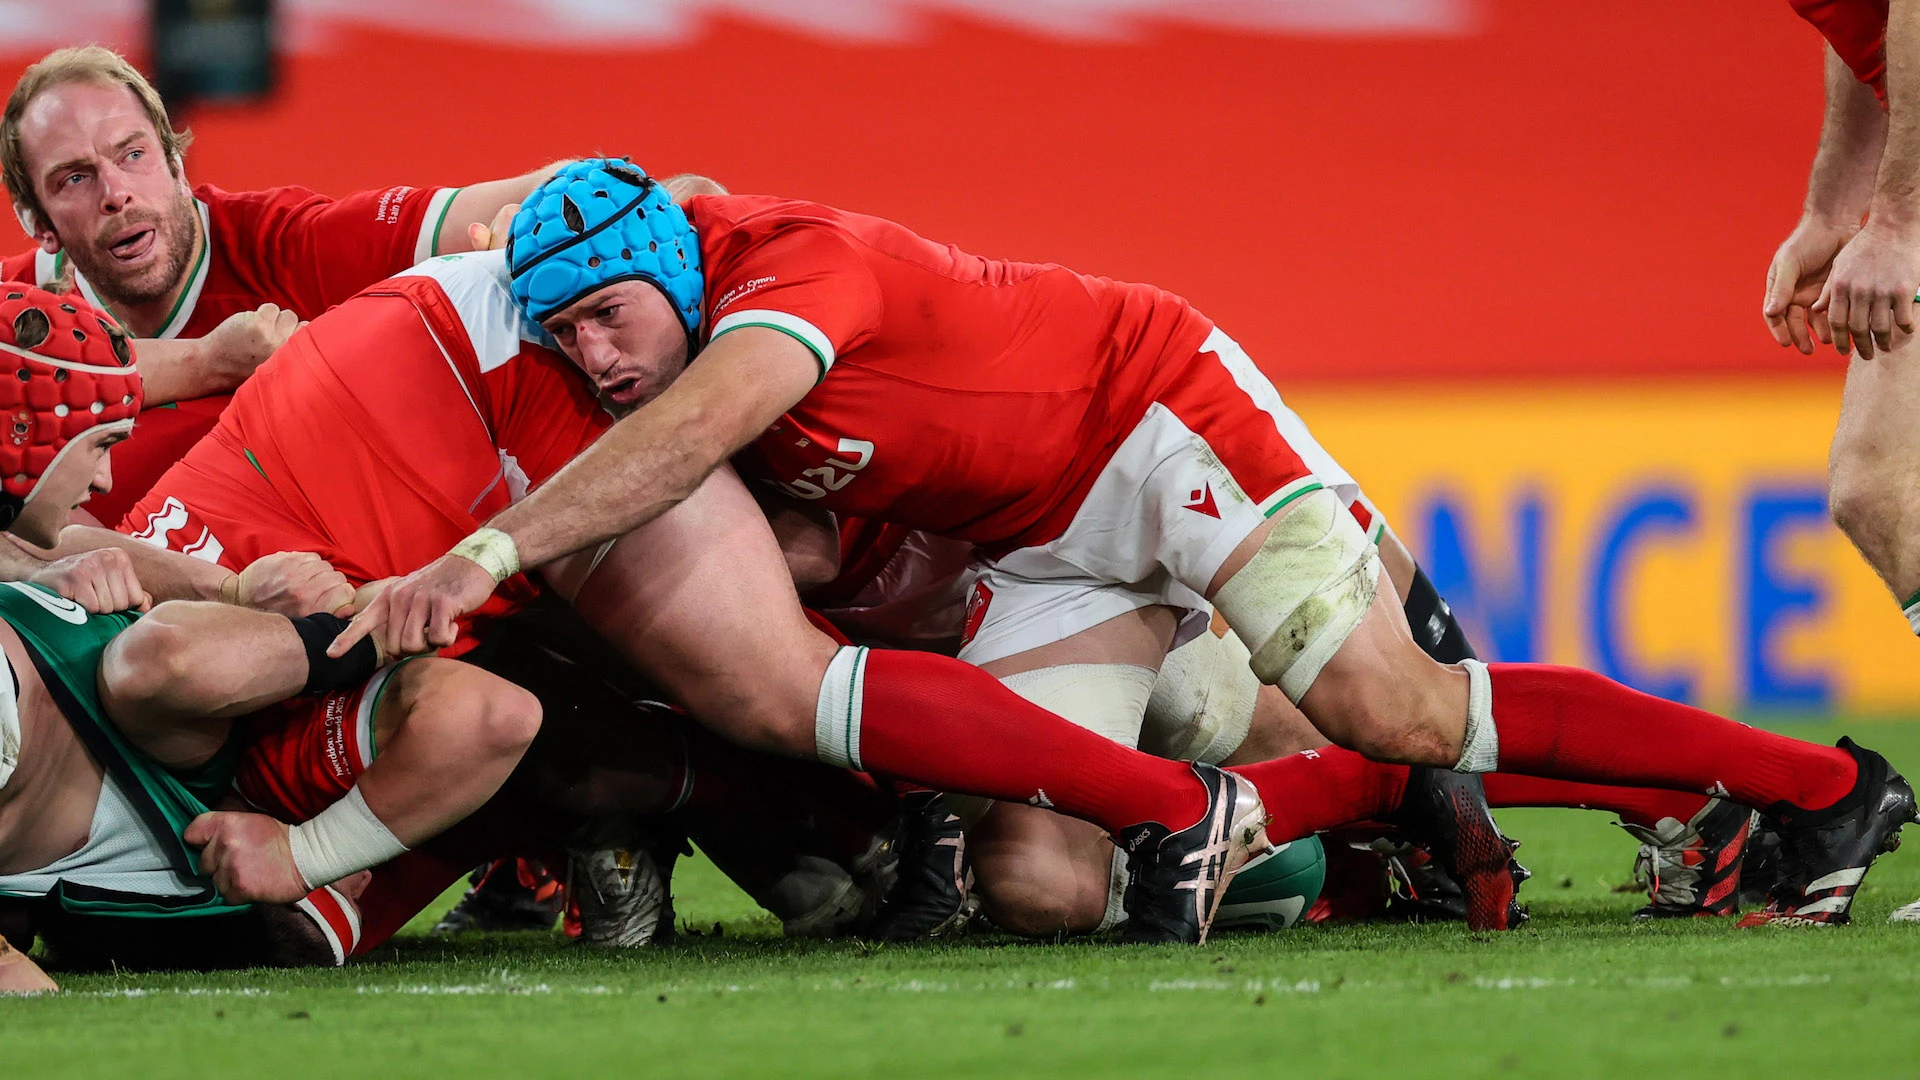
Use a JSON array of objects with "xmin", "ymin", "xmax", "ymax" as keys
[
  {"xmin": 1808, "ymin": 47, "xmax": 1889, "ymax": 223},
  {"xmin": 0, "ymin": 536, "xmax": 48, "ymax": 581},
  {"xmin": 492, "ymin": 398, "xmax": 725, "ymax": 568},
  {"xmin": 1875, "ymin": 0, "xmax": 1920, "ymax": 226},
  {"xmin": 50, "ymin": 526, "xmax": 227, "ymax": 602},
  {"xmin": 125, "ymin": 337, "xmax": 206, "ymax": 407},
  {"xmin": 488, "ymin": 327, "xmax": 814, "ymax": 568}
]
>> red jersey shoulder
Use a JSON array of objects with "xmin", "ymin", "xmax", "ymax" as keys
[
  {"xmin": 690, "ymin": 196, "xmax": 886, "ymax": 367},
  {"xmin": 197, "ymin": 181, "xmax": 451, "ymax": 320},
  {"xmin": 1792, "ymin": 0, "xmax": 1889, "ymax": 100}
]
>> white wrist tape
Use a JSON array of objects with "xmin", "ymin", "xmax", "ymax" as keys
[
  {"xmin": 287, "ymin": 786, "xmax": 408, "ymax": 890},
  {"xmin": 450, "ymin": 527, "xmax": 521, "ymax": 585}
]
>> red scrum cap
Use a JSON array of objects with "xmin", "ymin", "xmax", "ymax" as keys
[{"xmin": 0, "ymin": 283, "xmax": 141, "ymax": 528}]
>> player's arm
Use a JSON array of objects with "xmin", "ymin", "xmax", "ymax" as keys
[
  {"xmin": 123, "ymin": 305, "xmax": 303, "ymax": 405},
  {"xmin": 333, "ymin": 327, "xmax": 817, "ymax": 658},
  {"xmin": 1765, "ymin": 46, "xmax": 1887, "ymax": 354},
  {"xmin": 428, "ymin": 160, "xmax": 575, "ymax": 257},
  {"xmin": 1820, "ymin": 2, "xmax": 1920, "ymax": 359},
  {"xmin": 500, "ymin": 326, "xmax": 817, "ymax": 567},
  {"xmin": 42, "ymin": 527, "xmax": 354, "ymax": 615}
]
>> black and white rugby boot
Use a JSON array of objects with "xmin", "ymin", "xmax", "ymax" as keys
[
  {"xmin": 1119, "ymin": 763, "xmax": 1270, "ymax": 945},
  {"xmin": 1388, "ymin": 768, "xmax": 1525, "ymax": 931},
  {"xmin": 1738, "ymin": 817, "xmax": 1783, "ymax": 908},
  {"xmin": 1623, "ymin": 798, "xmax": 1754, "ymax": 918},
  {"xmin": 866, "ymin": 791, "xmax": 976, "ymax": 941},
  {"xmin": 1738, "ymin": 738, "xmax": 1918, "ymax": 928}
]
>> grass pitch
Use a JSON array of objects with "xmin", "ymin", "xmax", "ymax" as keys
[{"xmin": 9, "ymin": 720, "xmax": 1920, "ymax": 1079}]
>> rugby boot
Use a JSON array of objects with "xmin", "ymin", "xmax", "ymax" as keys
[
  {"xmin": 867, "ymin": 791, "xmax": 977, "ymax": 941},
  {"xmin": 1388, "ymin": 768, "xmax": 1525, "ymax": 931},
  {"xmin": 1738, "ymin": 817, "xmax": 1783, "ymax": 908},
  {"xmin": 1622, "ymin": 798, "xmax": 1754, "ymax": 918},
  {"xmin": 568, "ymin": 845, "xmax": 669, "ymax": 947},
  {"xmin": 1737, "ymin": 738, "xmax": 1918, "ymax": 928},
  {"xmin": 1889, "ymin": 897, "xmax": 1920, "ymax": 923},
  {"xmin": 432, "ymin": 859, "xmax": 563, "ymax": 935},
  {"xmin": 1120, "ymin": 762, "xmax": 1270, "ymax": 945}
]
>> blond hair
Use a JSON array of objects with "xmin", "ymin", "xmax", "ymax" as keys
[{"xmin": 2, "ymin": 46, "xmax": 191, "ymax": 233}]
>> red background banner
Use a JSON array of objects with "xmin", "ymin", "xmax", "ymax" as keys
[{"xmin": 1, "ymin": 0, "xmax": 1830, "ymax": 384}]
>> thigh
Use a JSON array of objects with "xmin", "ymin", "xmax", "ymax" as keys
[
  {"xmin": 554, "ymin": 465, "xmax": 837, "ymax": 756},
  {"xmin": 1833, "ymin": 333, "xmax": 1920, "ymax": 472}
]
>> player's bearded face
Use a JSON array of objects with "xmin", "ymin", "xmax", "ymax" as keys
[
  {"xmin": 544, "ymin": 282, "xmax": 691, "ymax": 415},
  {"xmin": 67, "ymin": 182, "xmax": 199, "ymax": 308},
  {"xmin": 21, "ymin": 83, "xmax": 202, "ymax": 310}
]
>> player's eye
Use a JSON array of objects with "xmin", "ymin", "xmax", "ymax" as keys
[
  {"xmin": 597, "ymin": 305, "xmax": 621, "ymax": 322},
  {"xmin": 60, "ymin": 171, "xmax": 86, "ymax": 188}
]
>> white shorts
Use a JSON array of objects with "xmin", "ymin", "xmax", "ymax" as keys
[{"xmin": 956, "ymin": 328, "xmax": 1362, "ymax": 667}]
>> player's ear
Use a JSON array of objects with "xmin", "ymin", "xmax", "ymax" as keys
[{"xmin": 15, "ymin": 203, "xmax": 57, "ymax": 255}]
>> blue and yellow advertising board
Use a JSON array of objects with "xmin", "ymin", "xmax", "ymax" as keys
[{"xmin": 1288, "ymin": 378, "xmax": 1919, "ymax": 717}]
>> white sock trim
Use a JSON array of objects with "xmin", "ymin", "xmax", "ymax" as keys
[
  {"xmin": 287, "ymin": 785, "xmax": 409, "ymax": 891},
  {"xmin": 1454, "ymin": 658, "xmax": 1499, "ymax": 774},
  {"xmin": 814, "ymin": 646, "xmax": 869, "ymax": 771},
  {"xmin": 1096, "ymin": 843, "xmax": 1130, "ymax": 933}
]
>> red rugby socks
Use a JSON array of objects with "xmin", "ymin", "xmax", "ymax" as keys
[
  {"xmin": 1231, "ymin": 747, "xmax": 1409, "ymax": 842},
  {"xmin": 843, "ymin": 648, "xmax": 1207, "ymax": 835},
  {"xmin": 1487, "ymin": 664, "xmax": 1856, "ymax": 813},
  {"xmin": 1480, "ymin": 774, "xmax": 1711, "ymax": 829}
]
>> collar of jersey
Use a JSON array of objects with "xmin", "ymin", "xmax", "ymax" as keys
[{"xmin": 45, "ymin": 198, "xmax": 211, "ymax": 340}]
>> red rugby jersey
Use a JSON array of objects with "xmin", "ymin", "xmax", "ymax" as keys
[
  {"xmin": 688, "ymin": 194, "xmax": 1215, "ymax": 553},
  {"xmin": 1, "ymin": 181, "xmax": 458, "ymax": 525}
]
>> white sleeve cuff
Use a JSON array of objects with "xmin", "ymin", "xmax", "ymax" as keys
[
  {"xmin": 413, "ymin": 187, "xmax": 460, "ymax": 264},
  {"xmin": 711, "ymin": 309, "xmax": 836, "ymax": 376}
]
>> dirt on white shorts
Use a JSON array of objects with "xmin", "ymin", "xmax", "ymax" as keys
[{"xmin": 956, "ymin": 328, "xmax": 1365, "ymax": 668}]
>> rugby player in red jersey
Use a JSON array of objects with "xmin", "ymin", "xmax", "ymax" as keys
[
  {"xmin": 127, "ymin": 204, "xmax": 1275, "ymax": 945},
  {"xmin": 353, "ymin": 160, "xmax": 1916, "ymax": 930},
  {"xmin": 0, "ymin": 45, "xmax": 569, "ymax": 530},
  {"xmin": 1763, "ymin": 0, "xmax": 1920, "ymax": 922}
]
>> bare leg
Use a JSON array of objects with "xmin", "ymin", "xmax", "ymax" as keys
[{"xmin": 1828, "ymin": 335, "xmax": 1920, "ymax": 620}]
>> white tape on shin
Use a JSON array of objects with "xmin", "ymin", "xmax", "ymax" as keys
[
  {"xmin": 1211, "ymin": 488, "xmax": 1379, "ymax": 704},
  {"xmin": 998, "ymin": 663, "xmax": 1157, "ymax": 748},
  {"xmin": 287, "ymin": 786, "xmax": 408, "ymax": 891},
  {"xmin": 1141, "ymin": 629, "xmax": 1257, "ymax": 764},
  {"xmin": 1453, "ymin": 658, "xmax": 1499, "ymax": 774},
  {"xmin": 814, "ymin": 646, "xmax": 869, "ymax": 770}
]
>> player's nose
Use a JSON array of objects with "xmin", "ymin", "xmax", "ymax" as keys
[{"xmin": 92, "ymin": 450, "xmax": 114, "ymax": 494}]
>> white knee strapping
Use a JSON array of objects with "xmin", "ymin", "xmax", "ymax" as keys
[
  {"xmin": 998, "ymin": 664, "xmax": 1157, "ymax": 749},
  {"xmin": 1141, "ymin": 628, "xmax": 1258, "ymax": 764},
  {"xmin": 814, "ymin": 646, "xmax": 870, "ymax": 770},
  {"xmin": 1453, "ymin": 658, "xmax": 1499, "ymax": 773},
  {"xmin": 1210, "ymin": 487, "xmax": 1380, "ymax": 704},
  {"xmin": 1096, "ymin": 843, "xmax": 1130, "ymax": 932},
  {"xmin": 1905, "ymin": 591, "xmax": 1920, "ymax": 636}
]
